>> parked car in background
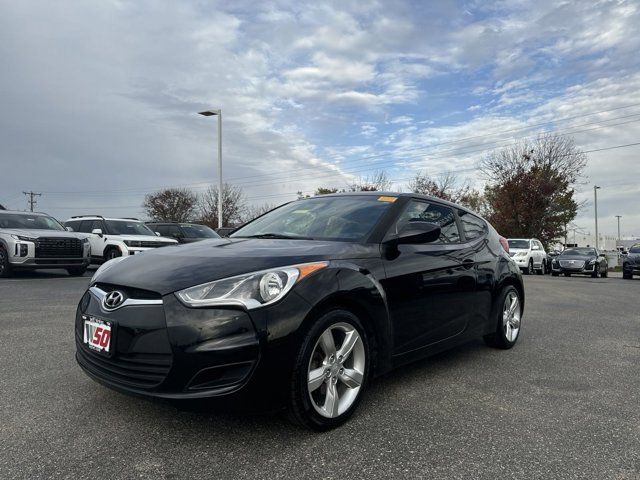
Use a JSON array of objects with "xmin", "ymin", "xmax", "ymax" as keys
[
  {"xmin": 64, "ymin": 216, "xmax": 177, "ymax": 264},
  {"xmin": 507, "ymin": 238, "xmax": 548, "ymax": 274},
  {"xmin": 215, "ymin": 226, "xmax": 237, "ymax": 237},
  {"xmin": 551, "ymin": 247, "xmax": 608, "ymax": 278},
  {"xmin": 146, "ymin": 222, "xmax": 220, "ymax": 243},
  {"xmin": 76, "ymin": 192, "xmax": 524, "ymax": 430},
  {"xmin": 0, "ymin": 210, "xmax": 90, "ymax": 277},
  {"xmin": 622, "ymin": 244, "xmax": 640, "ymax": 279}
]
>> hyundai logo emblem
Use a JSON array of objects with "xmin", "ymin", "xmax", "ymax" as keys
[{"xmin": 103, "ymin": 290, "xmax": 125, "ymax": 310}]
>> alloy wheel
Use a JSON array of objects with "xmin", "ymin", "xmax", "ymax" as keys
[
  {"xmin": 502, "ymin": 291, "xmax": 521, "ymax": 342},
  {"xmin": 307, "ymin": 322, "xmax": 365, "ymax": 419}
]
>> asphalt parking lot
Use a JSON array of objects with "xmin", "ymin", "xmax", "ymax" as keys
[{"xmin": 1, "ymin": 270, "xmax": 638, "ymax": 479}]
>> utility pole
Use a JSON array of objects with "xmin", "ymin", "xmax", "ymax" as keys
[
  {"xmin": 198, "ymin": 109, "xmax": 223, "ymax": 229},
  {"xmin": 22, "ymin": 191, "xmax": 42, "ymax": 212},
  {"xmin": 593, "ymin": 185, "xmax": 600, "ymax": 250},
  {"xmin": 615, "ymin": 215, "xmax": 622, "ymax": 245}
]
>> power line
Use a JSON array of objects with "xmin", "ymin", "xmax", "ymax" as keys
[
  {"xmin": 40, "ymin": 112, "xmax": 640, "ymax": 197},
  {"xmin": 43, "ymin": 140, "xmax": 640, "ymax": 208}
]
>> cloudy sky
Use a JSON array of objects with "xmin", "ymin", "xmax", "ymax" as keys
[{"xmin": 1, "ymin": 0, "xmax": 639, "ymax": 237}]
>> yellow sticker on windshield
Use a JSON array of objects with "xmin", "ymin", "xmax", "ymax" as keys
[{"xmin": 377, "ymin": 196, "xmax": 397, "ymax": 202}]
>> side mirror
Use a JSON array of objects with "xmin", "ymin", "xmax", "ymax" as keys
[
  {"xmin": 91, "ymin": 228, "xmax": 103, "ymax": 237},
  {"xmin": 155, "ymin": 232, "xmax": 161, "ymax": 236},
  {"xmin": 388, "ymin": 221, "xmax": 441, "ymax": 245},
  {"xmin": 65, "ymin": 226, "xmax": 73, "ymax": 232}
]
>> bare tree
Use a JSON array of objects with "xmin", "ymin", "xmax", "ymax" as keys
[
  {"xmin": 143, "ymin": 188, "xmax": 198, "ymax": 222},
  {"xmin": 408, "ymin": 171, "xmax": 486, "ymax": 212},
  {"xmin": 198, "ymin": 184, "xmax": 247, "ymax": 228},
  {"xmin": 242, "ymin": 203, "xmax": 276, "ymax": 223},
  {"xmin": 348, "ymin": 171, "xmax": 391, "ymax": 192},
  {"xmin": 480, "ymin": 133, "xmax": 587, "ymax": 247}
]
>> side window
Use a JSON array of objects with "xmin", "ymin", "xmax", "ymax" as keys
[
  {"xmin": 65, "ymin": 220, "xmax": 80, "ymax": 231},
  {"xmin": 167, "ymin": 225, "xmax": 183, "ymax": 238},
  {"xmin": 153, "ymin": 225, "xmax": 167, "ymax": 235},
  {"xmin": 458, "ymin": 211, "xmax": 487, "ymax": 241},
  {"xmin": 395, "ymin": 200, "xmax": 460, "ymax": 244},
  {"xmin": 77, "ymin": 220, "xmax": 93, "ymax": 233}
]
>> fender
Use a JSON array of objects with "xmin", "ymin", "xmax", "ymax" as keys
[{"xmin": 292, "ymin": 261, "xmax": 393, "ymax": 376}]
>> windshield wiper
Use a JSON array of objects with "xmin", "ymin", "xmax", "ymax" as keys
[{"xmin": 237, "ymin": 233, "xmax": 314, "ymax": 240}]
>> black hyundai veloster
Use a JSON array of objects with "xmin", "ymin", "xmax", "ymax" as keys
[{"xmin": 75, "ymin": 193, "xmax": 524, "ymax": 430}]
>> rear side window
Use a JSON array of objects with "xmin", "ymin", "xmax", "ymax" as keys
[
  {"xmin": 458, "ymin": 211, "xmax": 487, "ymax": 241},
  {"xmin": 395, "ymin": 200, "xmax": 460, "ymax": 244}
]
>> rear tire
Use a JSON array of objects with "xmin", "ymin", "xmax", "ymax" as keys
[
  {"xmin": 623, "ymin": 271, "xmax": 633, "ymax": 279},
  {"xmin": 564, "ymin": 273, "xmax": 571, "ymax": 277},
  {"xmin": 0, "ymin": 246, "xmax": 12, "ymax": 278},
  {"xmin": 551, "ymin": 272, "xmax": 559, "ymax": 277},
  {"xmin": 289, "ymin": 309, "xmax": 370, "ymax": 431},
  {"xmin": 483, "ymin": 285, "xmax": 522, "ymax": 349},
  {"xmin": 67, "ymin": 266, "xmax": 87, "ymax": 276}
]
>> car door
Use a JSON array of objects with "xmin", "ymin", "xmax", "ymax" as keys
[
  {"xmin": 81, "ymin": 220, "xmax": 106, "ymax": 257},
  {"xmin": 381, "ymin": 199, "xmax": 477, "ymax": 355}
]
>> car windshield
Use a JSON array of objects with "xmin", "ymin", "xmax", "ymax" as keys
[
  {"xmin": 508, "ymin": 239, "xmax": 530, "ymax": 249},
  {"xmin": 180, "ymin": 224, "xmax": 220, "ymax": 238},
  {"xmin": 105, "ymin": 220, "xmax": 155, "ymax": 236},
  {"xmin": 562, "ymin": 248, "xmax": 596, "ymax": 257},
  {"xmin": 231, "ymin": 195, "xmax": 395, "ymax": 242},
  {"xmin": 629, "ymin": 245, "xmax": 640, "ymax": 254},
  {"xmin": 0, "ymin": 212, "xmax": 64, "ymax": 231}
]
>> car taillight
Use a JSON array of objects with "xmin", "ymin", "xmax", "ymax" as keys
[{"xmin": 499, "ymin": 236, "xmax": 509, "ymax": 254}]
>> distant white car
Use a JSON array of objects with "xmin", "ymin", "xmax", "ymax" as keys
[
  {"xmin": 64, "ymin": 216, "xmax": 178, "ymax": 264},
  {"xmin": 507, "ymin": 238, "xmax": 548, "ymax": 275}
]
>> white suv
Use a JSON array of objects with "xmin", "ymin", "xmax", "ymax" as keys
[
  {"xmin": 507, "ymin": 238, "xmax": 548, "ymax": 275},
  {"xmin": 64, "ymin": 216, "xmax": 177, "ymax": 264}
]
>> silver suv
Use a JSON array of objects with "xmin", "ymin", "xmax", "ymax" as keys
[{"xmin": 0, "ymin": 210, "xmax": 90, "ymax": 277}]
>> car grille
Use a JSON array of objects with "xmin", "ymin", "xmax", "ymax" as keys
[
  {"xmin": 76, "ymin": 334, "xmax": 172, "ymax": 389},
  {"xmin": 559, "ymin": 260, "xmax": 586, "ymax": 269},
  {"xmin": 130, "ymin": 241, "xmax": 171, "ymax": 248},
  {"xmin": 35, "ymin": 237, "xmax": 82, "ymax": 258}
]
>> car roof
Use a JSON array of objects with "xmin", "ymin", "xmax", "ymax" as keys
[
  {"xmin": 0, "ymin": 210, "xmax": 50, "ymax": 216},
  {"xmin": 65, "ymin": 216, "xmax": 143, "ymax": 222},
  {"xmin": 299, "ymin": 191, "xmax": 477, "ymax": 214}
]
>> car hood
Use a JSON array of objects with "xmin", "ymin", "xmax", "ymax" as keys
[
  {"xmin": 114, "ymin": 234, "xmax": 177, "ymax": 243},
  {"xmin": 95, "ymin": 238, "xmax": 380, "ymax": 295},
  {"xmin": 2, "ymin": 228, "xmax": 83, "ymax": 239}
]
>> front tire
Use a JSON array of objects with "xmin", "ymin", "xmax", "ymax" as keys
[
  {"xmin": 524, "ymin": 259, "xmax": 534, "ymax": 275},
  {"xmin": 0, "ymin": 246, "xmax": 12, "ymax": 278},
  {"xmin": 67, "ymin": 266, "xmax": 87, "ymax": 276},
  {"xmin": 552, "ymin": 271, "xmax": 559, "ymax": 277},
  {"xmin": 483, "ymin": 286, "xmax": 522, "ymax": 349},
  {"xmin": 289, "ymin": 309, "xmax": 370, "ymax": 431},
  {"xmin": 591, "ymin": 264, "xmax": 600, "ymax": 278},
  {"xmin": 104, "ymin": 247, "xmax": 121, "ymax": 261},
  {"xmin": 623, "ymin": 271, "xmax": 633, "ymax": 279}
]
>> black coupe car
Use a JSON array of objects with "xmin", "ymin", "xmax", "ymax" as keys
[
  {"xmin": 75, "ymin": 193, "xmax": 524, "ymax": 430},
  {"xmin": 550, "ymin": 247, "xmax": 608, "ymax": 277},
  {"xmin": 623, "ymin": 244, "xmax": 640, "ymax": 279},
  {"xmin": 146, "ymin": 222, "xmax": 220, "ymax": 243}
]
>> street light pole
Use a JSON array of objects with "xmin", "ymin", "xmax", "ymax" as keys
[
  {"xmin": 615, "ymin": 215, "xmax": 622, "ymax": 245},
  {"xmin": 594, "ymin": 185, "xmax": 601, "ymax": 250},
  {"xmin": 198, "ymin": 109, "xmax": 223, "ymax": 229}
]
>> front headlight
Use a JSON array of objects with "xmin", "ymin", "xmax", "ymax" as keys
[
  {"xmin": 175, "ymin": 262, "xmax": 328, "ymax": 310},
  {"xmin": 11, "ymin": 234, "xmax": 36, "ymax": 242},
  {"xmin": 589, "ymin": 259, "xmax": 597, "ymax": 265},
  {"xmin": 82, "ymin": 237, "xmax": 89, "ymax": 244},
  {"xmin": 514, "ymin": 252, "xmax": 527, "ymax": 258},
  {"xmin": 90, "ymin": 255, "xmax": 129, "ymax": 284},
  {"xmin": 124, "ymin": 240, "xmax": 142, "ymax": 247}
]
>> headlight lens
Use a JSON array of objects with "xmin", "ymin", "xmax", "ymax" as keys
[
  {"xmin": 514, "ymin": 252, "xmax": 527, "ymax": 258},
  {"xmin": 11, "ymin": 234, "xmax": 36, "ymax": 242},
  {"xmin": 82, "ymin": 237, "xmax": 89, "ymax": 244},
  {"xmin": 589, "ymin": 259, "xmax": 596, "ymax": 264},
  {"xmin": 176, "ymin": 262, "xmax": 328, "ymax": 310},
  {"xmin": 90, "ymin": 255, "xmax": 129, "ymax": 284},
  {"xmin": 124, "ymin": 240, "xmax": 142, "ymax": 247}
]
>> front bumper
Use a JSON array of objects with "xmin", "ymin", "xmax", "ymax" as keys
[
  {"xmin": 551, "ymin": 262, "xmax": 596, "ymax": 275},
  {"xmin": 75, "ymin": 286, "xmax": 264, "ymax": 400},
  {"xmin": 9, "ymin": 238, "xmax": 90, "ymax": 269}
]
